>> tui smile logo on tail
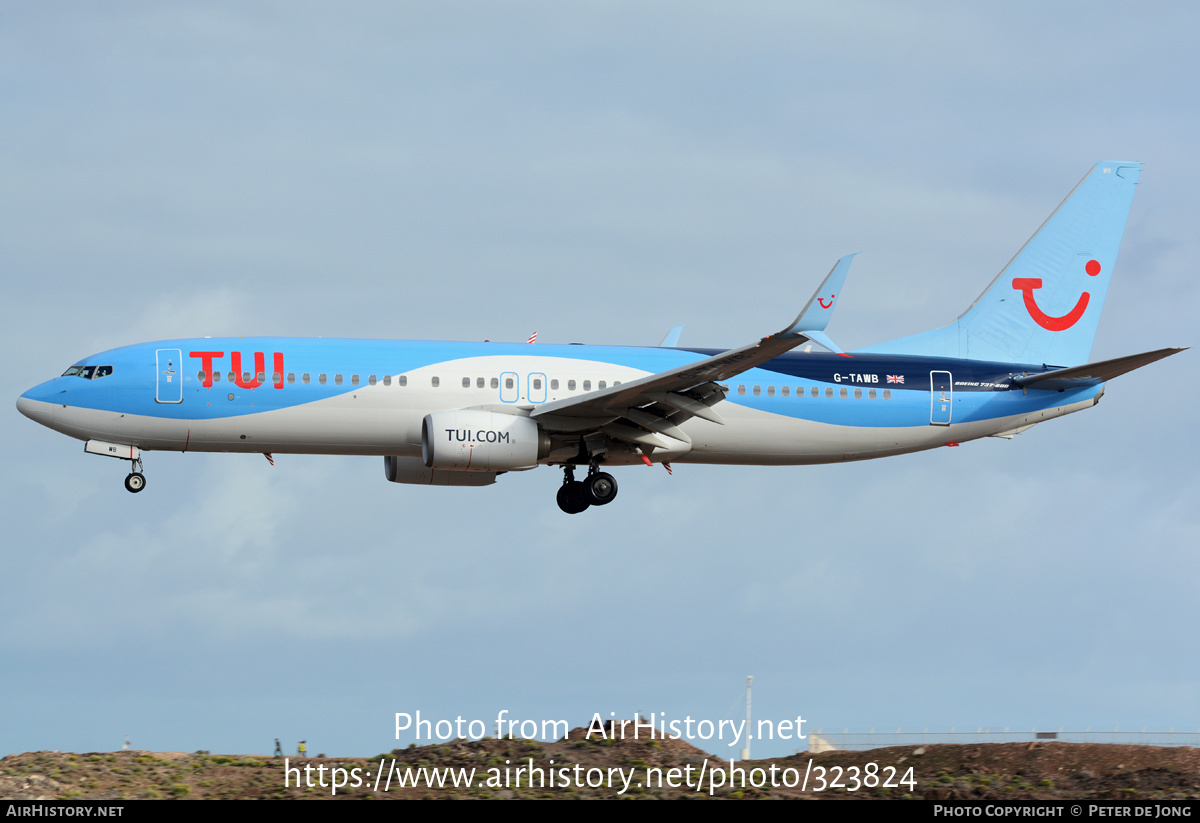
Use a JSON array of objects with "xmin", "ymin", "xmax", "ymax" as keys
[{"xmin": 1012, "ymin": 259, "xmax": 1101, "ymax": 331}]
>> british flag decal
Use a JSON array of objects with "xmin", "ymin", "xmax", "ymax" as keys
[{"xmin": 887, "ymin": 374, "xmax": 905, "ymax": 384}]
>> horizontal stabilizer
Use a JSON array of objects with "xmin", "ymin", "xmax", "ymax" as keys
[
  {"xmin": 802, "ymin": 329, "xmax": 847, "ymax": 356},
  {"xmin": 989, "ymin": 423, "xmax": 1038, "ymax": 440},
  {"xmin": 1013, "ymin": 347, "xmax": 1185, "ymax": 390}
]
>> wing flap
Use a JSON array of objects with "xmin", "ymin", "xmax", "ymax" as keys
[
  {"xmin": 624, "ymin": 407, "xmax": 692, "ymax": 441},
  {"xmin": 603, "ymin": 422, "xmax": 683, "ymax": 450},
  {"xmin": 647, "ymin": 388, "xmax": 725, "ymax": 424}
]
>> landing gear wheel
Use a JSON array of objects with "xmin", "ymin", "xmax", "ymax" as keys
[
  {"xmin": 556, "ymin": 465, "xmax": 591, "ymax": 514},
  {"xmin": 124, "ymin": 472, "xmax": 146, "ymax": 493},
  {"xmin": 585, "ymin": 471, "xmax": 618, "ymax": 505},
  {"xmin": 556, "ymin": 483, "xmax": 590, "ymax": 514}
]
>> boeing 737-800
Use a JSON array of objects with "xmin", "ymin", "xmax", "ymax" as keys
[{"xmin": 17, "ymin": 162, "xmax": 1183, "ymax": 512}]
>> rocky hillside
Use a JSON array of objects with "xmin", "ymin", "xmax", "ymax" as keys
[{"xmin": 3, "ymin": 731, "xmax": 1198, "ymax": 800}]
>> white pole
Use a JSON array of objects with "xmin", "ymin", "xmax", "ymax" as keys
[{"xmin": 740, "ymin": 675, "xmax": 754, "ymax": 760}]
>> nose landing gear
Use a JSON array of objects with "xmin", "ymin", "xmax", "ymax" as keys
[
  {"xmin": 123, "ymin": 456, "xmax": 146, "ymax": 493},
  {"xmin": 555, "ymin": 465, "xmax": 618, "ymax": 513}
]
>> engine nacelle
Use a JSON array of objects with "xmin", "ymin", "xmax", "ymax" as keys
[
  {"xmin": 384, "ymin": 455, "xmax": 498, "ymax": 486},
  {"xmin": 422, "ymin": 410, "xmax": 546, "ymax": 471}
]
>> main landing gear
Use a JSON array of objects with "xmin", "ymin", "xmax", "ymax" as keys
[
  {"xmin": 556, "ymin": 465, "xmax": 618, "ymax": 514},
  {"xmin": 124, "ymin": 456, "xmax": 146, "ymax": 494}
]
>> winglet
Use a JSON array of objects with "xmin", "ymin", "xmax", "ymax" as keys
[
  {"xmin": 783, "ymin": 253, "xmax": 857, "ymax": 336},
  {"xmin": 658, "ymin": 325, "xmax": 685, "ymax": 347}
]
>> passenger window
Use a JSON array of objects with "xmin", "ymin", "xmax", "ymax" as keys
[
  {"xmin": 368, "ymin": 375, "xmax": 376, "ymax": 386},
  {"xmin": 583, "ymin": 380, "xmax": 591, "ymax": 391},
  {"xmin": 383, "ymin": 375, "xmax": 391, "ymax": 386},
  {"xmin": 825, "ymin": 387, "xmax": 833, "ymax": 398},
  {"xmin": 781, "ymin": 386, "xmax": 789, "ymax": 397},
  {"xmin": 883, "ymin": 389, "xmax": 891, "ymax": 400},
  {"xmin": 287, "ymin": 373, "xmax": 296, "ymax": 384},
  {"xmin": 256, "ymin": 372, "xmax": 264, "ymax": 383},
  {"xmin": 477, "ymin": 377, "xmax": 485, "ymax": 388},
  {"xmin": 839, "ymin": 388, "xmax": 848, "ymax": 398},
  {"xmin": 598, "ymin": 380, "xmax": 605, "ymax": 389},
  {"xmin": 213, "ymin": 371, "xmax": 221, "ymax": 383},
  {"xmin": 811, "ymin": 387, "xmax": 819, "ymax": 398},
  {"xmin": 197, "ymin": 371, "xmax": 205, "ymax": 382},
  {"xmin": 753, "ymin": 385, "xmax": 761, "ymax": 396},
  {"xmin": 335, "ymin": 374, "xmax": 343, "ymax": 385},
  {"xmin": 351, "ymin": 375, "xmax": 360, "ymax": 386},
  {"xmin": 737, "ymin": 385, "xmax": 746, "ymax": 395},
  {"xmin": 490, "ymin": 377, "xmax": 498, "ymax": 389},
  {"xmin": 319, "ymin": 374, "xmax": 327, "ymax": 385},
  {"xmin": 505, "ymin": 377, "xmax": 514, "ymax": 389},
  {"xmin": 533, "ymin": 378, "xmax": 542, "ymax": 390},
  {"xmin": 767, "ymin": 386, "xmax": 775, "ymax": 397},
  {"xmin": 399, "ymin": 375, "xmax": 408, "ymax": 387},
  {"xmin": 869, "ymin": 388, "xmax": 876, "ymax": 399},
  {"xmin": 854, "ymin": 388, "xmax": 862, "ymax": 399},
  {"xmin": 551, "ymin": 379, "xmax": 559, "ymax": 390},
  {"xmin": 227, "ymin": 372, "xmax": 235, "ymax": 383},
  {"xmin": 432, "ymin": 376, "xmax": 440, "ymax": 387},
  {"xmin": 302, "ymin": 373, "xmax": 311, "ymax": 384},
  {"xmin": 462, "ymin": 377, "xmax": 471, "ymax": 388},
  {"xmin": 568, "ymin": 380, "xmax": 576, "ymax": 391},
  {"xmin": 272, "ymin": 373, "xmax": 281, "ymax": 384}
]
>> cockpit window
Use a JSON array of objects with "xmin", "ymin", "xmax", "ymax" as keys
[{"xmin": 62, "ymin": 364, "xmax": 114, "ymax": 379}]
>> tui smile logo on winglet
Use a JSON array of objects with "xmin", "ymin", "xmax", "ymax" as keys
[{"xmin": 1012, "ymin": 259, "xmax": 1101, "ymax": 331}]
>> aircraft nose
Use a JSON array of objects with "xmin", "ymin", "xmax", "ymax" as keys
[
  {"xmin": 17, "ymin": 385, "xmax": 58, "ymax": 426},
  {"xmin": 17, "ymin": 394, "xmax": 40, "ymax": 422}
]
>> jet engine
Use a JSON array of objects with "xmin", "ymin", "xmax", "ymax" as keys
[
  {"xmin": 421, "ymin": 410, "xmax": 548, "ymax": 471},
  {"xmin": 384, "ymin": 455, "xmax": 498, "ymax": 486}
]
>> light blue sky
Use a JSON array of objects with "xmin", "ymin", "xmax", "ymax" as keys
[{"xmin": 3, "ymin": 2, "xmax": 1197, "ymax": 759}]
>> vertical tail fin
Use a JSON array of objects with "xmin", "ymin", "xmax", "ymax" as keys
[{"xmin": 859, "ymin": 162, "xmax": 1141, "ymax": 366}]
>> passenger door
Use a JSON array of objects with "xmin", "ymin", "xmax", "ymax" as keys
[{"xmin": 156, "ymin": 349, "xmax": 183, "ymax": 404}]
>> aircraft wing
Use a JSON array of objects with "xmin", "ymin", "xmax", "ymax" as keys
[
  {"xmin": 531, "ymin": 256, "xmax": 856, "ymax": 448},
  {"xmin": 1012, "ymin": 347, "xmax": 1185, "ymax": 391}
]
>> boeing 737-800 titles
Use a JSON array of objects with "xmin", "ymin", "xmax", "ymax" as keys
[{"xmin": 17, "ymin": 162, "xmax": 1183, "ymax": 512}]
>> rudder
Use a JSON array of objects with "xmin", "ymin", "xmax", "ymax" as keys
[{"xmin": 859, "ymin": 162, "xmax": 1141, "ymax": 366}]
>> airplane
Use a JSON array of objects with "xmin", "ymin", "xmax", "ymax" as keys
[{"xmin": 17, "ymin": 161, "xmax": 1184, "ymax": 513}]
